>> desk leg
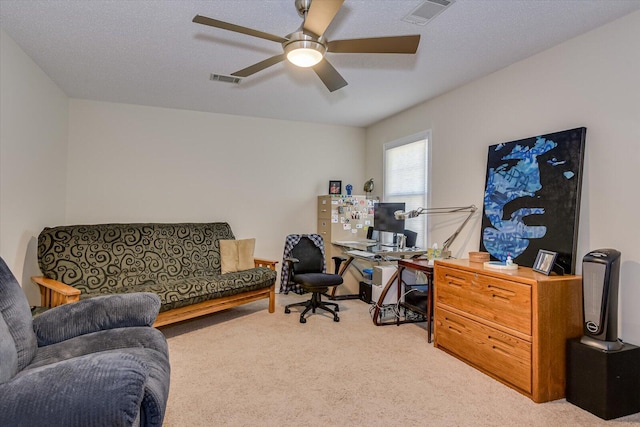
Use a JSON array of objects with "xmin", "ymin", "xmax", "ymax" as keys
[
  {"xmin": 427, "ymin": 276, "xmax": 432, "ymax": 343},
  {"xmin": 338, "ymin": 256, "xmax": 354, "ymax": 276},
  {"xmin": 396, "ymin": 265, "xmax": 405, "ymax": 327},
  {"xmin": 371, "ymin": 269, "xmax": 399, "ymax": 326},
  {"xmin": 328, "ymin": 256, "xmax": 355, "ymax": 300}
]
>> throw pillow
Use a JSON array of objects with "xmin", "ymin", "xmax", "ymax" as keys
[{"xmin": 220, "ymin": 238, "xmax": 255, "ymax": 273}]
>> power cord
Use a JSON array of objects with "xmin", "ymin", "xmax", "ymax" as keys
[{"xmin": 368, "ymin": 301, "xmax": 396, "ymax": 321}]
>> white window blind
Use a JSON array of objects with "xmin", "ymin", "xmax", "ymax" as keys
[{"xmin": 383, "ymin": 132, "xmax": 429, "ymax": 248}]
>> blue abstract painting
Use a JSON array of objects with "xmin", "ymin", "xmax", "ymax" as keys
[{"xmin": 480, "ymin": 128, "xmax": 586, "ymax": 274}]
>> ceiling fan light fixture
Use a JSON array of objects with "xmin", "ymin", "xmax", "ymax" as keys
[
  {"xmin": 193, "ymin": 0, "xmax": 420, "ymax": 92},
  {"xmin": 284, "ymin": 40, "xmax": 326, "ymax": 67}
]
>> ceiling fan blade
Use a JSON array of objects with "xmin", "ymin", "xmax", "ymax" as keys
[
  {"xmin": 231, "ymin": 54, "xmax": 286, "ymax": 78},
  {"xmin": 302, "ymin": 0, "xmax": 344, "ymax": 38},
  {"xmin": 193, "ymin": 15, "xmax": 288, "ymax": 44},
  {"xmin": 313, "ymin": 59, "xmax": 347, "ymax": 92},
  {"xmin": 328, "ymin": 35, "xmax": 420, "ymax": 54}
]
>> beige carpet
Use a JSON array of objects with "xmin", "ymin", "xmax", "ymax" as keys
[{"xmin": 160, "ymin": 294, "xmax": 640, "ymax": 426}]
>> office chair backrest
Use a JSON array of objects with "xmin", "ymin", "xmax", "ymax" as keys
[
  {"xmin": 291, "ymin": 237, "xmax": 323, "ymax": 274},
  {"xmin": 404, "ymin": 229, "xmax": 418, "ymax": 248},
  {"xmin": 366, "ymin": 227, "xmax": 379, "ymax": 242}
]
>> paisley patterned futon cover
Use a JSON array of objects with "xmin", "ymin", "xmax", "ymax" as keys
[{"xmin": 37, "ymin": 222, "xmax": 276, "ymax": 312}]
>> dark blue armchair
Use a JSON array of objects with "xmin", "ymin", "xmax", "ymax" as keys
[{"xmin": 0, "ymin": 257, "xmax": 170, "ymax": 427}]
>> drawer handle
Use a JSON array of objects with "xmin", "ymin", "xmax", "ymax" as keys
[
  {"xmin": 491, "ymin": 293, "xmax": 510, "ymax": 302},
  {"xmin": 489, "ymin": 335, "xmax": 515, "ymax": 356},
  {"xmin": 491, "ymin": 345, "xmax": 512, "ymax": 357},
  {"xmin": 488, "ymin": 335, "xmax": 515, "ymax": 348},
  {"xmin": 488, "ymin": 285, "xmax": 516, "ymax": 296},
  {"xmin": 448, "ymin": 326, "xmax": 462, "ymax": 334},
  {"xmin": 445, "ymin": 275, "xmax": 464, "ymax": 287},
  {"xmin": 445, "ymin": 317, "xmax": 466, "ymax": 330}
]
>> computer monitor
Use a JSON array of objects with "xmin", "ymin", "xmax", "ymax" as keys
[
  {"xmin": 374, "ymin": 203, "xmax": 405, "ymax": 235},
  {"xmin": 366, "ymin": 227, "xmax": 379, "ymax": 242}
]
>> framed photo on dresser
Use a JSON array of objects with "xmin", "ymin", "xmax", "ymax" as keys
[{"xmin": 533, "ymin": 249, "xmax": 558, "ymax": 275}]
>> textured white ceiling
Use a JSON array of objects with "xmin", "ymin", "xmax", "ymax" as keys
[{"xmin": 1, "ymin": 0, "xmax": 639, "ymax": 127}]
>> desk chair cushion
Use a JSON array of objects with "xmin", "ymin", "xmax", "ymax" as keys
[{"xmin": 293, "ymin": 273, "xmax": 343, "ymax": 290}]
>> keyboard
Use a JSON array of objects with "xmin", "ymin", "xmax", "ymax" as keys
[
  {"xmin": 346, "ymin": 250, "xmax": 376, "ymax": 258},
  {"xmin": 334, "ymin": 239, "xmax": 378, "ymax": 245}
]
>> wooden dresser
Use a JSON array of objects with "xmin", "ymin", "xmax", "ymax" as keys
[{"xmin": 433, "ymin": 259, "xmax": 583, "ymax": 403}]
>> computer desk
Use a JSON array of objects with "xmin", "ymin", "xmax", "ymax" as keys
[{"xmin": 330, "ymin": 241, "xmax": 427, "ymax": 313}]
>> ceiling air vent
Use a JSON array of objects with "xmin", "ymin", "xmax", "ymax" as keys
[
  {"xmin": 209, "ymin": 73, "xmax": 242, "ymax": 84},
  {"xmin": 402, "ymin": 0, "xmax": 455, "ymax": 26}
]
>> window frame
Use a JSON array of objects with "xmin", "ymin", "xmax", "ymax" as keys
[{"xmin": 382, "ymin": 130, "xmax": 432, "ymax": 248}]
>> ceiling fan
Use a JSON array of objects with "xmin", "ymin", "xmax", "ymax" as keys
[{"xmin": 193, "ymin": 0, "xmax": 420, "ymax": 92}]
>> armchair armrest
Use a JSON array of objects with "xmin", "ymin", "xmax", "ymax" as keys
[
  {"xmin": 33, "ymin": 293, "xmax": 161, "ymax": 346},
  {"xmin": 254, "ymin": 258, "xmax": 278, "ymax": 271},
  {"xmin": 0, "ymin": 352, "xmax": 147, "ymax": 427},
  {"xmin": 31, "ymin": 276, "xmax": 81, "ymax": 308}
]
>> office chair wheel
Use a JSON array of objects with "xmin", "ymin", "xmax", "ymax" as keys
[
  {"xmin": 284, "ymin": 307, "xmax": 291, "ymax": 314},
  {"xmin": 334, "ymin": 315, "xmax": 340, "ymax": 322},
  {"xmin": 300, "ymin": 316, "xmax": 307, "ymax": 324}
]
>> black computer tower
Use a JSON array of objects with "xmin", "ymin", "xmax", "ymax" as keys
[{"xmin": 359, "ymin": 281, "xmax": 372, "ymax": 303}]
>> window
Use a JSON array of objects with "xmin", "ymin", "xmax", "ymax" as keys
[{"xmin": 383, "ymin": 131, "xmax": 430, "ymax": 248}]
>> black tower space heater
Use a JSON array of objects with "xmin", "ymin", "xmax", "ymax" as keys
[{"xmin": 580, "ymin": 248, "xmax": 622, "ymax": 351}]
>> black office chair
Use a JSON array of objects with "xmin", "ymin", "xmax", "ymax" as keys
[
  {"xmin": 403, "ymin": 229, "xmax": 418, "ymax": 248},
  {"xmin": 282, "ymin": 235, "xmax": 343, "ymax": 323}
]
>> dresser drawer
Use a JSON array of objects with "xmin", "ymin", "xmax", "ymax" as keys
[
  {"xmin": 436, "ymin": 266, "xmax": 532, "ymax": 335},
  {"xmin": 436, "ymin": 308, "xmax": 532, "ymax": 394}
]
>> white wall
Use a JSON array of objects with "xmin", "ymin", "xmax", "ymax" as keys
[
  {"xmin": 0, "ymin": 29, "xmax": 68, "ymax": 304},
  {"xmin": 365, "ymin": 11, "xmax": 640, "ymax": 344},
  {"xmin": 66, "ymin": 100, "xmax": 365, "ymax": 271}
]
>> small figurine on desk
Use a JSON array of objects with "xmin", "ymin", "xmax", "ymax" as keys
[
  {"xmin": 485, "ymin": 252, "xmax": 518, "ymax": 270},
  {"xmin": 506, "ymin": 253, "xmax": 513, "ymax": 266},
  {"xmin": 345, "ymin": 184, "xmax": 353, "ymax": 195}
]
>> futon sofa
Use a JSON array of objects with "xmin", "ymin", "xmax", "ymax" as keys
[
  {"xmin": 32, "ymin": 222, "xmax": 277, "ymax": 326},
  {"xmin": 0, "ymin": 257, "xmax": 170, "ymax": 427}
]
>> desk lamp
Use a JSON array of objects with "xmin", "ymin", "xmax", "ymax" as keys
[{"xmin": 394, "ymin": 205, "xmax": 477, "ymax": 257}]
